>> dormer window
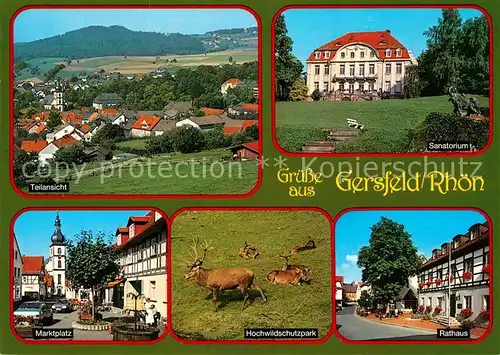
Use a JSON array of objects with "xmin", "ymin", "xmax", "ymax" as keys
[
  {"xmin": 325, "ymin": 51, "xmax": 331, "ymax": 59},
  {"xmin": 370, "ymin": 51, "xmax": 375, "ymax": 58},
  {"xmin": 315, "ymin": 52, "xmax": 321, "ymax": 59},
  {"xmin": 396, "ymin": 48, "xmax": 402, "ymax": 57},
  {"xmin": 386, "ymin": 49, "xmax": 392, "ymax": 57},
  {"xmin": 341, "ymin": 52, "xmax": 345, "ymax": 59},
  {"xmin": 129, "ymin": 224, "xmax": 135, "ymax": 238},
  {"xmin": 116, "ymin": 236, "xmax": 121, "ymax": 245},
  {"xmin": 335, "ymin": 42, "xmax": 342, "ymax": 47},
  {"xmin": 454, "ymin": 239, "xmax": 460, "ymax": 249},
  {"xmin": 379, "ymin": 41, "xmax": 387, "ymax": 45}
]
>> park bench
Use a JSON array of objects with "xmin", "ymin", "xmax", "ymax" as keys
[{"xmin": 346, "ymin": 118, "xmax": 365, "ymax": 130}]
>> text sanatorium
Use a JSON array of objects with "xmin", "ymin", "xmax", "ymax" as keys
[
  {"xmin": 427, "ymin": 141, "xmax": 473, "ymax": 151},
  {"xmin": 33, "ymin": 328, "xmax": 74, "ymax": 339},
  {"xmin": 244, "ymin": 328, "xmax": 319, "ymax": 339}
]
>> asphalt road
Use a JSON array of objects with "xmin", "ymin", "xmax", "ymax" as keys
[{"xmin": 337, "ymin": 306, "xmax": 453, "ymax": 341}]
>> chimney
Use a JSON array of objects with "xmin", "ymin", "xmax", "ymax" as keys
[{"xmin": 386, "ymin": 29, "xmax": 391, "ymax": 34}]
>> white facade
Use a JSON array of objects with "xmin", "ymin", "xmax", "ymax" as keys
[
  {"xmin": 38, "ymin": 143, "xmax": 59, "ymax": 165},
  {"xmin": 45, "ymin": 244, "xmax": 67, "ymax": 296},
  {"xmin": 13, "ymin": 235, "xmax": 22, "ymax": 303},
  {"xmin": 176, "ymin": 118, "xmax": 200, "ymax": 130},
  {"xmin": 112, "ymin": 114, "xmax": 127, "ymax": 126},
  {"xmin": 46, "ymin": 125, "xmax": 83, "ymax": 144},
  {"xmin": 130, "ymin": 128, "xmax": 153, "ymax": 138},
  {"xmin": 336, "ymin": 281, "xmax": 343, "ymax": 302},
  {"xmin": 417, "ymin": 224, "xmax": 490, "ymax": 319},
  {"xmin": 110, "ymin": 212, "xmax": 167, "ymax": 318}
]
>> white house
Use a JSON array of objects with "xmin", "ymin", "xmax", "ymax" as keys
[
  {"xmin": 38, "ymin": 135, "xmax": 81, "ymax": 165},
  {"xmin": 176, "ymin": 115, "xmax": 226, "ymax": 131},
  {"xmin": 105, "ymin": 211, "xmax": 167, "ymax": 319},
  {"xmin": 130, "ymin": 115, "xmax": 161, "ymax": 138},
  {"xmin": 13, "ymin": 234, "xmax": 23, "ymax": 306},
  {"xmin": 336, "ymin": 276, "xmax": 344, "ymax": 310},
  {"xmin": 21, "ymin": 256, "xmax": 46, "ymax": 300},
  {"xmin": 417, "ymin": 222, "xmax": 490, "ymax": 322},
  {"xmin": 46, "ymin": 124, "xmax": 84, "ymax": 144},
  {"xmin": 220, "ymin": 78, "xmax": 242, "ymax": 94},
  {"xmin": 112, "ymin": 113, "xmax": 128, "ymax": 126}
]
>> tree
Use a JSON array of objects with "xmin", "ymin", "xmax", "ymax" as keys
[
  {"xmin": 358, "ymin": 290, "xmax": 373, "ymax": 310},
  {"xmin": 289, "ymin": 77, "xmax": 308, "ymax": 101},
  {"xmin": 403, "ymin": 64, "xmax": 425, "ymax": 99},
  {"xmin": 357, "ymin": 217, "xmax": 421, "ymax": 308},
  {"xmin": 203, "ymin": 125, "xmax": 227, "ymax": 150},
  {"xmin": 146, "ymin": 133, "xmax": 174, "ymax": 155},
  {"xmin": 243, "ymin": 124, "xmax": 258, "ymax": 141},
  {"xmin": 275, "ymin": 14, "xmax": 303, "ymax": 101},
  {"xmin": 92, "ymin": 123, "xmax": 125, "ymax": 143},
  {"xmin": 13, "ymin": 149, "xmax": 38, "ymax": 188},
  {"xmin": 46, "ymin": 110, "xmax": 63, "ymax": 130},
  {"xmin": 14, "ymin": 61, "xmax": 28, "ymax": 72},
  {"xmin": 172, "ymin": 58, "xmax": 177, "ymax": 63},
  {"xmin": 229, "ymin": 56, "xmax": 233, "ymax": 63},
  {"xmin": 170, "ymin": 126, "xmax": 204, "ymax": 154},
  {"xmin": 53, "ymin": 145, "xmax": 88, "ymax": 165},
  {"xmin": 66, "ymin": 230, "xmax": 119, "ymax": 319}
]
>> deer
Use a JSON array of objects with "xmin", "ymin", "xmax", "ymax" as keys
[
  {"xmin": 184, "ymin": 238, "xmax": 267, "ymax": 312},
  {"xmin": 238, "ymin": 241, "xmax": 259, "ymax": 259},
  {"xmin": 280, "ymin": 254, "xmax": 311, "ymax": 283},
  {"xmin": 291, "ymin": 237, "xmax": 316, "ymax": 254},
  {"xmin": 266, "ymin": 267, "xmax": 307, "ymax": 286}
]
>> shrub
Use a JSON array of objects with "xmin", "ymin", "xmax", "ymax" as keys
[
  {"xmin": 434, "ymin": 307, "xmax": 441, "ymax": 314},
  {"xmin": 146, "ymin": 134, "xmax": 174, "ymax": 155},
  {"xmin": 425, "ymin": 306, "xmax": 432, "ymax": 313},
  {"xmin": 422, "ymin": 314, "xmax": 433, "ymax": 321},
  {"xmin": 203, "ymin": 126, "xmax": 227, "ymax": 150},
  {"xmin": 170, "ymin": 126, "xmax": 205, "ymax": 154},
  {"xmin": 53, "ymin": 145, "xmax": 89, "ymax": 165},
  {"xmin": 408, "ymin": 111, "xmax": 490, "ymax": 151},
  {"xmin": 311, "ymin": 89, "xmax": 321, "ymax": 101},
  {"xmin": 276, "ymin": 126, "xmax": 329, "ymax": 152},
  {"xmin": 418, "ymin": 305, "xmax": 424, "ymax": 313}
]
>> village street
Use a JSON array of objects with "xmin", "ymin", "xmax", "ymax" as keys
[{"xmin": 337, "ymin": 306, "xmax": 446, "ymax": 341}]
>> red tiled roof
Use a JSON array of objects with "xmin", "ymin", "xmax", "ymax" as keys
[
  {"xmin": 99, "ymin": 108, "xmax": 119, "ymax": 115},
  {"xmin": 223, "ymin": 78, "xmax": 242, "ymax": 86},
  {"xmin": 242, "ymin": 141, "xmax": 259, "ymax": 153},
  {"xmin": 116, "ymin": 227, "xmax": 129, "ymax": 235},
  {"xmin": 20, "ymin": 140, "xmax": 48, "ymax": 153},
  {"xmin": 34, "ymin": 125, "xmax": 47, "ymax": 134},
  {"xmin": 241, "ymin": 104, "xmax": 258, "ymax": 111},
  {"xmin": 61, "ymin": 112, "xmax": 83, "ymax": 126},
  {"xmin": 80, "ymin": 123, "xmax": 91, "ymax": 134},
  {"xmin": 241, "ymin": 120, "xmax": 258, "ymax": 130},
  {"xmin": 201, "ymin": 107, "xmax": 225, "ymax": 116},
  {"xmin": 52, "ymin": 135, "xmax": 80, "ymax": 149},
  {"xmin": 336, "ymin": 276, "xmax": 344, "ymax": 283},
  {"xmin": 132, "ymin": 115, "xmax": 161, "ymax": 131},
  {"xmin": 22, "ymin": 256, "xmax": 44, "ymax": 275},
  {"xmin": 32, "ymin": 112, "xmax": 50, "ymax": 121},
  {"xmin": 87, "ymin": 112, "xmax": 99, "ymax": 123},
  {"xmin": 307, "ymin": 30, "xmax": 410, "ymax": 62},
  {"xmin": 127, "ymin": 216, "xmax": 151, "ymax": 225},
  {"xmin": 342, "ymin": 284, "xmax": 358, "ymax": 293},
  {"xmin": 223, "ymin": 126, "xmax": 242, "ymax": 135}
]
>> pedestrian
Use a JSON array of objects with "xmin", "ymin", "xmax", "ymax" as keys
[{"xmin": 143, "ymin": 297, "xmax": 157, "ymax": 326}]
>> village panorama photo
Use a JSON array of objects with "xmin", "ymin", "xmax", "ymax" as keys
[
  {"xmin": 11, "ymin": 7, "xmax": 260, "ymax": 196},
  {"xmin": 12, "ymin": 209, "xmax": 167, "ymax": 342},
  {"xmin": 335, "ymin": 209, "xmax": 491, "ymax": 342},
  {"xmin": 274, "ymin": 7, "xmax": 491, "ymax": 154}
]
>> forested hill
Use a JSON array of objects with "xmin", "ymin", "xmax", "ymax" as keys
[{"xmin": 14, "ymin": 25, "xmax": 209, "ymax": 61}]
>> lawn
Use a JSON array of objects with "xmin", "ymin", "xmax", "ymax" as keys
[
  {"xmin": 66, "ymin": 157, "xmax": 258, "ymax": 195},
  {"xmin": 275, "ymin": 95, "xmax": 489, "ymax": 153},
  {"xmin": 170, "ymin": 210, "xmax": 333, "ymax": 340},
  {"xmin": 116, "ymin": 138, "xmax": 150, "ymax": 150}
]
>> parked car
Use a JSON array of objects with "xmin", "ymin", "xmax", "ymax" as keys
[
  {"xmin": 52, "ymin": 299, "xmax": 72, "ymax": 313},
  {"xmin": 14, "ymin": 301, "xmax": 53, "ymax": 325}
]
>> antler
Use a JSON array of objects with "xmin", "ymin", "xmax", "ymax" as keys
[
  {"xmin": 200, "ymin": 239, "xmax": 212, "ymax": 264},
  {"xmin": 188, "ymin": 238, "xmax": 199, "ymax": 264}
]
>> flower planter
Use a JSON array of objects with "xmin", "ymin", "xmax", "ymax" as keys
[
  {"xmin": 15, "ymin": 327, "xmax": 36, "ymax": 338},
  {"xmin": 483, "ymin": 264, "xmax": 490, "ymax": 274},
  {"xmin": 111, "ymin": 324, "xmax": 160, "ymax": 341}
]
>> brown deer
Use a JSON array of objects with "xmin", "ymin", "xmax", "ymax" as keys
[
  {"xmin": 266, "ymin": 268, "xmax": 307, "ymax": 286},
  {"xmin": 238, "ymin": 241, "xmax": 259, "ymax": 259},
  {"xmin": 291, "ymin": 237, "xmax": 316, "ymax": 254},
  {"xmin": 280, "ymin": 255, "xmax": 311, "ymax": 283},
  {"xmin": 184, "ymin": 238, "xmax": 267, "ymax": 312}
]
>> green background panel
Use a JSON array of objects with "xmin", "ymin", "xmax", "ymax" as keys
[{"xmin": 1, "ymin": 0, "xmax": 499, "ymax": 354}]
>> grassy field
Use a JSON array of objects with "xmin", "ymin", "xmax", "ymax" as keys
[
  {"xmin": 276, "ymin": 95, "xmax": 489, "ymax": 153},
  {"xmin": 116, "ymin": 138, "xmax": 150, "ymax": 149},
  {"xmin": 67, "ymin": 158, "xmax": 258, "ymax": 195},
  {"xmin": 171, "ymin": 210, "xmax": 332, "ymax": 340},
  {"xmin": 16, "ymin": 49, "xmax": 257, "ymax": 80}
]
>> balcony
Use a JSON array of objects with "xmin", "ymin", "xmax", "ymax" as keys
[{"xmin": 333, "ymin": 73, "xmax": 377, "ymax": 81}]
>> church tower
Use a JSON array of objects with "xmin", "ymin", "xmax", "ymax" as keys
[
  {"xmin": 48, "ymin": 212, "xmax": 67, "ymax": 296},
  {"xmin": 53, "ymin": 82, "xmax": 64, "ymax": 112}
]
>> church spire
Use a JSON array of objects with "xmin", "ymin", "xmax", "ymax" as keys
[{"xmin": 51, "ymin": 211, "xmax": 66, "ymax": 245}]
